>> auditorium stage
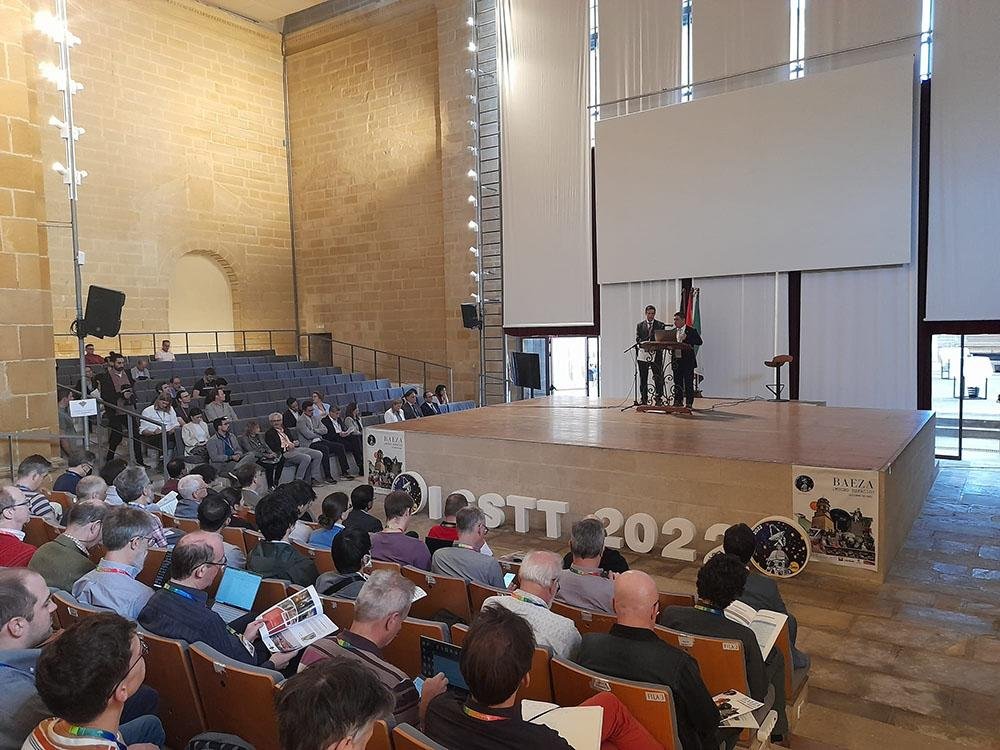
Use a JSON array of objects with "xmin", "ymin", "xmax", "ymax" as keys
[{"xmin": 376, "ymin": 397, "xmax": 936, "ymax": 583}]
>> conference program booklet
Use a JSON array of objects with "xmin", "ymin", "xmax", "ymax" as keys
[
  {"xmin": 723, "ymin": 600, "xmax": 788, "ymax": 659},
  {"xmin": 714, "ymin": 689, "xmax": 763, "ymax": 729},
  {"xmin": 258, "ymin": 585, "xmax": 337, "ymax": 653},
  {"xmin": 521, "ymin": 699, "xmax": 602, "ymax": 750}
]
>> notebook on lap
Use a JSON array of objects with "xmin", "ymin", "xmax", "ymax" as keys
[{"xmin": 211, "ymin": 568, "xmax": 263, "ymax": 623}]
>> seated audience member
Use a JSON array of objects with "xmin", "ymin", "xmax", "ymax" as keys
[
  {"xmin": 298, "ymin": 401, "xmax": 353, "ymax": 482},
  {"xmin": 265, "ymin": 412, "xmax": 324, "ymax": 484},
  {"xmin": 130, "ymin": 358, "xmax": 152, "ymax": 381},
  {"xmin": 383, "ymin": 399, "xmax": 405, "ymax": 423},
  {"xmin": 431, "ymin": 507, "xmax": 504, "ymax": 587},
  {"xmin": 247, "ymin": 494, "xmax": 318, "ymax": 586},
  {"xmin": 173, "ymin": 389, "xmax": 194, "ymax": 424},
  {"xmin": 139, "ymin": 393, "xmax": 180, "ymax": 458},
  {"xmin": 154, "ymin": 339, "xmax": 174, "ymax": 362},
  {"xmin": 556, "ymin": 518, "xmax": 615, "ymax": 614},
  {"xmin": 15, "ymin": 454, "xmax": 56, "ymax": 520},
  {"xmin": 328, "ymin": 405, "xmax": 364, "ymax": 474},
  {"xmin": 0, "ymin": 486, "xmax": 36, "ymax": 567},
  {"xmin": 75, "ymin": 475, "xmax": 108, "ymax": 504},
  {"xmin": 315, "ymin": 528, "xmax": 372, "ymax": 599},
  {"xmin": 561, "ymin": 519, "xmax": 630, "ymax": 574},
  {"xmin": 28, "ymin": 613, "xmax": 166, "ymax": 750},
  {"xmin": 203, "ymin": 388, "xmax": 238, "ymax": 425},
  {"xmin": 112, "ymin": 467, "xmax": 173, "ymax": 547},
  {"xmin": 660, "ymin": 554, "xmax": 788, "ymax": 743},
  {"xmin": 83, "ymin": 343, "xmax": 104, "ymax": 366},
  {"xmin": 191, "ymin": 368, "xmax": 228, "ymax": 400},
  {"xmin": 432, "ymin": 384, "xmax": 449, "ymax": 406},
  {"xmin": 198, "ymin": 495, "xmax": 246, "ymax": 569},
  {"xmin": 483, "ymin": 550, "xmax": 580, "ymax": 659},
  {"xmin": 283, "ymin": 397, "xmax": 300, "ymax": 431},
  {"xmin": 309, "ymin": 492, "xmax": 347, "ymax": 548},
  {"xmin": 28, "ymin": 500, "xmax": 106, "ymax": 591},
  {"xmin": 0, "ymin": 570, "xmax": 161, "ymax": 750},
  {"xmin": 310, "ymin": 391, "xmax": 334, "ymax": 431},
  {"xmin": 175, "ymin": 474, "xmax": 210, "ymax": 519},
  {"xmin": 344, "ymin": 484, "xmax": 383, "ymax": 534},
  {"xmin": 181, "ymin": 407, "xmax": 211, "ymax": 459},
  {"xmin": 370, "ymin": 491, "xmax": 431, "ymax": 571},
  {"xmin": 139, "ymin": 531, "xmax": 297, "ymax": 670},
  {"xmin": 426, "ymin": 492, "xmax": 466, "ymax": 553},
  {"xmin": 188, "ymin": 463, "xmax": 223, "ymax": 492},
  {"xmin": 277, "ymin": 660, "xmax": 394, "ymax": 750},
  {"xmin": 239, "ymin": 421, "xmax": 282, "ymax": 491},
  {"xmin": 424, "ymin": 605, "xmax": 663, "ymax": 750},
  {"xmin": 279, "ymin": 479, "xmax": 318, "ymax": 543},
  {"xmin": 207, "ymin": 417, "xmax": 255, "ymax": 473},
  {"xmin": 228, "ymin": 462, "xmax": 266, "ymax": 509},
  {"xmin": 724, "ymin": 523, "xmax": 809, "ymax": 670},
  {"xmin": 216, "ymin": 487, "xmax": 256, "ymax": 530},
  {"xmin": 401, "ymin": 389, "xmax": 421, "ymax": 420},
  {"xmin": 100, "ymin": 459, "xmax": 128, "ymax": 505},
  {"xmin": 160, "ymin": 458, "xmax": 186, "ymax": 495},
  {"xmin": 52, "ymin": 449, "xmax": 96, "ymax": 495},
  {"xmin": 575, "ymin": 571, "xmax": 721, "ymax": 750},
  {"xmin": 339, "ymin": 402, "xmax": 365, "ymax": 441},
  {"xmin": 420, "ymin": 390, "xmax": 441, "ymax": 416},
  {"xmin": 164, "ymin": 376, "xmax": 184, "ymax": 399},
  {"xmin": 73, "ymin": 506, "xmax": 158, "ymax": 620},
  {"xmin": 299, "ymin": 572, "xmax": 448, "ymax": 727}
]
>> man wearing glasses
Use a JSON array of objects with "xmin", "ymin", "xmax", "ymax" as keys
[
  {"xmin": 0, "ymin": 486, "xmax": 36, "ymax": 567},
  {"xmin": 74, "ymin": 506, "xmax": 161, "ymax": 621},
  {"xmin": 138, "ymin": 531, "xmax": 299, "ymax": 671},
  {"xmin": 430, "ymin": 506, "xmax": 505, "ymax": 588}
]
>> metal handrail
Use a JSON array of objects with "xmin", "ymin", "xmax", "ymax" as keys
[
  {"xmin": 298, "ymin": 332, "xmax": 454, "ymax": 400},
  {"xmin": 54, "ymin": 329, "xmax": 297, "ymax": 358},
  {"xmin": 1, "ymin": 432, "xmax": 84, "ymax": 483}
]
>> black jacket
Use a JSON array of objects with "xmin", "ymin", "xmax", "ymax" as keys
[
  {"xmin": 264, "ymin": 427, "xmax": 296, "ymax": 455},
  {"xmin": 248, "ymin": 541, "xmax": 318, "ymax": 587},
  {"xmin": 420, "ymin": 401, "xmax": 441, "ymax": 417},
  {"xmin": 282, "ymin": 409, "xmax": 299, "ymax": 431},
  {"xmin": 97, "ymin": 368, "xmax": 136, "ymax": 415},
  {"xmin": 635, "ymin": 318, "xmax": 667, "ymax": 343},
  {"xmin": 401, "ymin": 402, "xmax": 421, "ymax": 420},
  {"xmin": 672, "ymin": 326, "xmax": 703, "ymax": 368}
]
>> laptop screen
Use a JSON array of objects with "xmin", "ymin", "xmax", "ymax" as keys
[
  {"xmin": 214, "ymin": 568, "xmax": 262, "ymax": 611},
  {"xmin": 420, "ymin": 636, "xmax": 469, "ymax": 693}
]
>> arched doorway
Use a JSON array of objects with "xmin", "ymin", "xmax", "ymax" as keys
[{"xmin": 168, "ymin": 253, "xmax": 236, "ymax": 352}]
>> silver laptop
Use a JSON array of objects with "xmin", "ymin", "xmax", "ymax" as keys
[{"xmin": 210, "ymin": 568, "xmax": 262, "ymax": 623}]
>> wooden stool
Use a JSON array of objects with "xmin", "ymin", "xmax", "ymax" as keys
[{"xmin": 764, "ymin": 355, "xmax": 794, "ymax": 401}]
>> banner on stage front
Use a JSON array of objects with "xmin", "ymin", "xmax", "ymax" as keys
[
  {"xmin": 365, "ymin": 429, "xmax": 405, "ymax": 493},
  {"xmin": 791, "ymin": 465, "xmax": 878, "ymax": 570}
]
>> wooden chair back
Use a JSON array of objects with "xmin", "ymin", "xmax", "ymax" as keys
[
  {"xmin": 654, "ymin": 626, "xmax": 750, "ymax": 695},
  {"xmin": 159, "ymin": 513, "xmax": 177, "ymax": 529},
  {"xmin": 497, "ymin": 559, "xmax": 521, "ymax": 578},
  {"xmin": 382, "ymin": 617, "xmax": 450, "ymax": 678},
  {"xmin": 550, "ymin": 601, "xmax": 616, "ymax": 635},
  {"xmin": 371, "ymin": 559, "xmax": 402, "ymax": 575},
  {"xmin": 243, "ymin": 529, "xmax": 263, "ymax": 554},
  {"xmin": 550, "ymin": 657, "xmax": 681, "ymax": 750},
  {"xmin": 221, "ymin": 526, "xmax": 246, "ymax": 554},
  {"xmin": 23, "ymin": 516, "xmax": 50, "ymax": 547},
  {"xmin": 51, "ymin": 590, "xmax": 105, "ymax": 627},
  {"xmin": 253, "ymin": 578, "xmax": 289, "ymax": 612},
  {"xmin": 320, "ymin": 595, "xmax": 356, "ymax": 631},
  {"xmin": 136, "ymin": 628, "xmax": 207, "ymax": 749},
  {"xmin": 175, "ymin": 517, "xmax": 199, "ymax": 534},
  {"xmin": 43, "ymin": 520, "xmax": 63, "ymax": 543},
  {"xmin": 392, "ymin": 724, "xmax": 448, "ymax": 750},
  {"xmin": 449, "ymin": 624, "xmax": 553, "ymax": 702},
  {"xmin": 137, "ymin": 547, "xmax": 168, "ymax": 587},
  {"xmin": 49, "ymin": 491, "xmax": 75, "ymax": 517},
  {"xmin": 292, "ymin": 540, "xmax": 335, "ymax": 574},
  {"xmin": 188, "ymin": 642, "xmax": 283, "ymax": 750},
  {"xmin": 401, "ymin": 567, "xmax": 472, "ymax": 623},
  {"xmin": 774, "ymin": 619, "xmax": 795, "ymax": 698},
  {"xmin": 658, "ymin": 591, "xmax": 695, "ymax": 609},
  {"xmin": 468, "ymin": 582, "xmax": 508, "ymax": 614},
  {"xmin": 364, "ymin": 721, "xmax": 391, "ymax": 750},
  {"xmin": 88, "ymin": 543, "xmax": 106, "ymax": 565}
]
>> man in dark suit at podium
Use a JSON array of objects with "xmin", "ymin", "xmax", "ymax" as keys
[
  {"xmin": 671, "ymin": 311, "xmax": 703, "ymax": 408},
  {"xmin": 635, "ymin": 305, "xmax": 667, "ymax": 404}
]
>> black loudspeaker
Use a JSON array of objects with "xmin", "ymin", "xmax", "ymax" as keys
[
  {"xmin": 461, "ymin": 303, "xmax": 482, "ymax": 330},
  {"xmin": 83, "ymin": 286, "xmax": 126, "ymax": 338},
  {"xmin": 510, "ymin": 352, "xmax": 542, "ymax": 391}
]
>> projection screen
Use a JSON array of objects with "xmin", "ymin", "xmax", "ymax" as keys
[{"xmin": 595, "ymin": 54, "xmax": 915, "ymax": 283}]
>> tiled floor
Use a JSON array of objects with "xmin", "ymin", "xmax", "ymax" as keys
[{"xmin": 392, "ymin": 465, "xmax": 1000, "ymax": 750}]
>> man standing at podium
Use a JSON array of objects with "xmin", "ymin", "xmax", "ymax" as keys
[
  {"xmin": 671, "ymin": 311, "xmax": 703, "ymax": 408},
  {"xmin": 635, "ymin": 305, "xmax": 666, "ymax": 404}
]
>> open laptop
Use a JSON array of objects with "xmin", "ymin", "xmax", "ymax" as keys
[
  {"xmin": 420, "ymin": 636, "xmax": 469, "ymax": 698},
  {"xmin": 211, "ymin": 568, "xmax": 263, "ymax": 623}
]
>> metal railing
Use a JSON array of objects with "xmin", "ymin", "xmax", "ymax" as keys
[
  {"xmin": 299, "ymin": 333, "xmax": 454, "ymax": 399},
  {"xmin": 54, "ymin": 329, "xmax": 298, "ymax": 359}
]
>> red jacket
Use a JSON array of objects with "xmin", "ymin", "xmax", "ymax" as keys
[{"xmin": 0, "ymin": 532, "xmax": 37, "ymax": 567}]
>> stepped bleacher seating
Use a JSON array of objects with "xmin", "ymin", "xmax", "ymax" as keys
[{"xmin": 55, "ymin": 349, "xmax": 477, "ymax": 441}]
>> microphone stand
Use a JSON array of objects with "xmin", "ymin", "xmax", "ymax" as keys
[{"xmin": 622, "ymin": 342, "xmax": 640, "ymax": 412}]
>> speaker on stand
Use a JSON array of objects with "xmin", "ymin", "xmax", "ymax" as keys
[{"xmin": 80, "ymin": 286, "xmax": 126, "ymax": 338}]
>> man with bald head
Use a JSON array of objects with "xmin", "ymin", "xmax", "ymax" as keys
[
  {"xmin": 574, "ymin": 570, "xmax": 722, "ymax": 750},
  {"xmin": 138, "ymin": 531, "xmax": 298, "ymax": 671}
]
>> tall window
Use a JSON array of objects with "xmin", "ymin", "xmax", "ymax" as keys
[
  {"xmin": 919, "ymin": 0, "xmax": 934, "ymax": 80},
  {"xmin": 589, "ymin": 0, "xmax": 599, "ymax": 143},
  {"xmin": 788, "ymin": 0, "xmax": 805, "ymax": 79},
  {"xmin": 680, "ymin": 0, "xmax": 692, "ymax": 101}
]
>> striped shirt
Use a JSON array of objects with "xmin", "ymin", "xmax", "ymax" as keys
[
  {"xmin": 18, "ymin": 487, "xmax": 56, "ymax": 521},
  {"xmin": 22, "ymin": 718, "xmax": 122, "ymax": 750}
]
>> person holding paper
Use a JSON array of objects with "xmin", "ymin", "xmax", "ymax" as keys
[
  {"xmin": 138, "ymin": 531, "xmax": 299, "ymax": 671},
  {"xmin": 424, "ymin": 605, "xmax": 664, "ymax": 750},
  {"xmin": 659, "ymin": 554, "xmax": 789, "ymax": 745}
]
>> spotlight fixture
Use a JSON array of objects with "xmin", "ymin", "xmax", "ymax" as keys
[
  {"xmin": 468, "ymin": 220, "xmax": 479, "ymax": 231},
  {"xmin": 467, "ymin": 169, "xmax": 478, "ymax": 180},
  {"xmin": 469, "ymin": 246, "xmax": 479, "ymax": 257},
  {"xmin": 467, "ymin": 120, "xmax": 478, "ymax": 130},
  {"xmin": 466, "ymin": 15, "xmax": 475, "ymax": 26},
  {"xmin": 470, "ymin": 270, "xmax": 480, "ymax": 281},
  {"xmin": 467, "ymin": 94, "xmax": 477, "ymax": 104},
  {"xmin": 467, "ymin": 195, "xmax": 477, "ymax": 204},
  {"xmin": 467, "ymin": 41, "xmax": 477, "ymax": 52}
]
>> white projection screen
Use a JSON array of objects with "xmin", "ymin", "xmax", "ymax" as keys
[{"xmin": 595, "ymin": 54, "xmax": 915, "ymax": 283}]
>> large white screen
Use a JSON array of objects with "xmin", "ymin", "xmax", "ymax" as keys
[{"xmin": 595, "ymin": 55, "xmax": 915, "ymax": 283}]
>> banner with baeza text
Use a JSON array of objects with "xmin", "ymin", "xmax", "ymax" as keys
[
  {"xmin": 365, "ymin": 428, "xmax": 405, "ymax": 493},
  {"xmin": 791, "ymin": 465, "xmax": 879, "ymax": 570}
]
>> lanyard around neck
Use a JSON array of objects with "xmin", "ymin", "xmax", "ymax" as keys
[
  {"xmin": 694, "ymin": 602, "xmax": 724, "ymax": 617},
  {"xmin": 569, "ymin": 564, "xmax": 604, "ymax": 577},
  {"xmin": 462, "ymin": 705, "xmax": 509, "ymax": 722},
  {"xmin": 163, "ymin": 582, "xmax": 197, "ymax": 601},
  {"xmin": 67, "ymin": 725, "xmax": 127, "ymax": 750}
]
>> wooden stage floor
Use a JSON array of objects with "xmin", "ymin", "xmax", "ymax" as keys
[{"xmin": 390, "ymin": 396, "xmax": 933, "ymax": 472}]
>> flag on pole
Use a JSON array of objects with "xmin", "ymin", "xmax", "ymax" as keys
[{"xmin": 686, "ymin": 287, "xmax": 701, "ymax": 357}]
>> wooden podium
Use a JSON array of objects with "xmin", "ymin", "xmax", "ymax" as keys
[{"xmin": 637, "ymin": 341, "xmax": 694, "ymax": 414}]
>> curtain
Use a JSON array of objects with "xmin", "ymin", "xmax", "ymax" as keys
[
  {"xmin": 692, "ymin": 0, "xmax": 789, "ymax": 93},
  {"xmin": 927, "ymin": 0, "xmax": 1000, "ymax": 321},
  {"xmin": 498, "ymin": 0, "xmax": 593, "ymax": 329}
]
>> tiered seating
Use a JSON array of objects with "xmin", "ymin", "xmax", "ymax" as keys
[{"xmin": 55, "ymin": 349, "xmax": 478, "ymax": 436}]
